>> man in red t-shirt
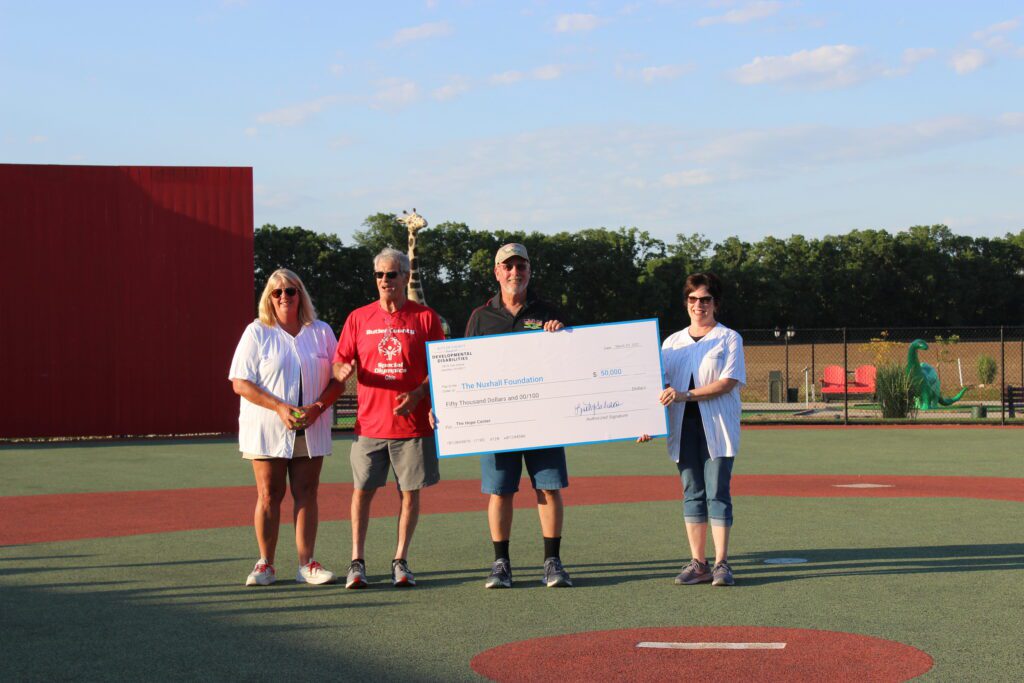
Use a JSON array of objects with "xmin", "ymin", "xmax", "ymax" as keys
[{"xmin": 332, "ymin": 247, "xmax": 445, "ymax": 589}]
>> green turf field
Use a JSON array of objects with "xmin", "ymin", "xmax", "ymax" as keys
[{"xmin": 2, "ymin": 429, "xmax": 1022, "ymax": 680}]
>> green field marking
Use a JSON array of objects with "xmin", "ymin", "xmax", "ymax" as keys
[
  {"xmin": 3, "ymin": 429, "xmax": 1022, "ymax": 497},
  {"xmin": 1, "ymin": 496, "xmax": 1021, "ymax": 680}
]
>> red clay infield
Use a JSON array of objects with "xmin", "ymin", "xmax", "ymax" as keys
[
  {"xmin": 470, "ymin": 626, "xmax": 933, "ymax": 682},
  {"xmin": 1, "ymin": 474, "xmax": 1021, "ymax": 545}
]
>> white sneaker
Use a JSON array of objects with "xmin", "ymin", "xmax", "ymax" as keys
[
  {"xmin": 296, "ymin": 560, "xmax": 336, "ymax": 585},
  {"xmin": 245, "ymin": 559, "xmax": 276, "ymax": 586}
]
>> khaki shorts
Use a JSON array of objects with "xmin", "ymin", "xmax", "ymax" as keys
[
  {"xmin": 350, "ymin": 436, "xmax": 440, "ymax": 491},
  {"xmin": 243, "ymin": 436, "xmax": 315, "ymax": 460}
]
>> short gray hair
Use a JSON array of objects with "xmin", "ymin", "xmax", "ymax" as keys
[{"xmin": 374, "ymin": 247, "xmax": 410, "ymax": 274}]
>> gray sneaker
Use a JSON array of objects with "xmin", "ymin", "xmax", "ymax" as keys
[
  {"xmin": 345, "ymin": 560, "xmax": 368, "ymax": 589},
  {"xmin": 485, "ymin": 558, "xmax": 512, "ymax": 589},
  {"xmin": 712, "ymin": 560, "xmax": 735, "ymax": 586},
  {"xmin": 391, "ymin": 559, "xmax": 416, "ymax": 587},
  {"xmin": 674, "ymin": 559, "xmax": 712, "ymax": 585},
  {"xmin": 541, "ymin": 557, "xmax": 572, "ymax": 587}
]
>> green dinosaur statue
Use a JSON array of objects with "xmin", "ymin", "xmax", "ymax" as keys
[{"xmin": 906, "ymin": 339, "xmax": 968, "ymax": 410}]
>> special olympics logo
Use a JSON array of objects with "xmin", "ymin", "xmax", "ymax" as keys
[{"xmin": 378, "ymin": 332, "xmax": 402, "ymax": 360}]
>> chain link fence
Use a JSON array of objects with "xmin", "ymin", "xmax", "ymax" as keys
[
  {"xmin": 333, "ymin": 325, "xmax": 1024, "ymax": 429},
  {"xmin": 740, "ymin": 326, "xmax": 1024, "ymax": 424}
]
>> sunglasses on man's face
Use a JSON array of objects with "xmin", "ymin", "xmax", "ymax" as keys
[
  {"xmin": 375, "ymin": 271, "xmax": 400, "ymax": 280},
  {"xmin": 271, "ymin": 287, "xmax": 298, "ymax": 299},
  {"xmin": 498, "ymin": 262, "xmax": 529, "ymax": 272}
]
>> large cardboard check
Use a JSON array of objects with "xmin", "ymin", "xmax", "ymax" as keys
[{"xmin": 426, "ymin": 319, "xmax": 668, "ymax": 458}]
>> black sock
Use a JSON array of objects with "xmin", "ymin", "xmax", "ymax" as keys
[
  {"xmin": 493, "ymin": 540, "xmax": 510, "ymax": 562},
  {"xmin": 543, "ymin": 536, "xmax": 561, "ymax": 560},
  {"xmin": 354, "ymin": 558, "xmax": 364, "ymax": 565}
]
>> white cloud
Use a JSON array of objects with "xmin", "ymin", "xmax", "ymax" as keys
[
  {"xmin": 488, "ymin": 66, "xmax": 565, "ymax": 85},
  {"xmin": 433, "ymin": 76, "xmax": 472, "ymax": 101},
  {"xmin": 328, "ymin": 135, "xmax": 354, "ymax": 149},
  {"xmin": 490, "ymin": 70, "xmax": 524, "ymax": 85},
  {"xmin": 950, "ymin": 49, "xmax": 988, "ymax": 74},
  {"xmin": 972, "ymin": 19, "xmax": 1019, "ymax": 41},
  {"xmin": 698, "ymin": 1, "xmax": 782, "ymax": 27},
  {"xmin": 554, "ymin": 13, "xmax": 603, "ymax": 33},
  {"xmin": 255, "ymin": 96, "xmax": 339, "ymax": 126},
  {"xmin": 733, "ymin": 44, "xmax": 864, "ymax": 88},
  {"xmin": 388, "ymin": 21, "xmax": 453, "ymax": 46},
  {"xmin": 329, "ymin": 63, "xmax": 345, "ymax": 76},
  {"xmin": 902, "ymin": 47, "xmax": 937, "ymax": 65},
  {"xmin": 253, "ymin": 184, "xmax": 306, "ymax": 210},
  {"xmin": 640, "ymin": 64, "xmax": 694, "ymax": 84},
  {"xmin": 244, "ymin": 127, "xmax": 258, "ymax": 137},
  {"xmin": 28, "ymin": 135, "xmax": 48, "ymax": 144},
  {"xmin": 971, "ymin": 18, "xmax": 1021, "ymax": 52},
  {"xmin": 883, "ymin": 47, "xmax": 937, "ymax": 77},
  {"xmin": 660, "ymin": 169, "xmax": 714, "ymax": 187},
  {"xmin": 371, "ymin": 79, "xmax": 420, "ymax": 108},
  {"xmin": 532, "ymin": 64, "xmax": 565, "ymax": 80},
  {"xmin": 296, "ymin": 113, "xmax": 1024, "ymax": 241}
]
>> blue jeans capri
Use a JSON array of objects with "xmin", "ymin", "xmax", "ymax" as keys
[
  {"xmin": 480, "ymin": 447, "xmax": 569, "ymax": 495},
  {"xmin": 677, "ymin": 421, "xmax": 734, "ymax": 527}
]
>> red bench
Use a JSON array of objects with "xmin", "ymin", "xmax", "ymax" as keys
[{"xmin": 821, "ymin": 365, "xmax": 876, "ymax": 401}]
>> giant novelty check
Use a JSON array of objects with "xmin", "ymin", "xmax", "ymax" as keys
[{"xmin": 426, "ymin": 319, "xmax": 668, "ymax": 457}]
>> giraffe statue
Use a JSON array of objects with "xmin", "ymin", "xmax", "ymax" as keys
[
  {"xmin": 397, "ymin": 209, "xmax": 451, "ymax": 337},
  {"xmin": 398, "ymin": 209, "xmax": 429, "ymax": 305}
]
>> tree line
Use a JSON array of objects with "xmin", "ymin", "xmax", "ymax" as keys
[{"xmin": 255, "ymin": 215, "xmax": 1024, "ymax": 336}]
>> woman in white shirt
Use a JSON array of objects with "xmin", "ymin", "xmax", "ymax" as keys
[
  {"xmin": 229, "ymin": 268, "xmax": 345, "ymax": 587},
  {"xmin": 640, "ymin": 272, "xmax": 746, "ymax": 587}
]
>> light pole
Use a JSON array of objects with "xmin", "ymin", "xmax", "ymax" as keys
[{"xmin": 779, "ymin": 326, "xmax": 796, "ymax": 401}]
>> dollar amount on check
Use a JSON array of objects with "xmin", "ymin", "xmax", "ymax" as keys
[{"xmin": 426, "ymin": 319, "xmax": 668, "ymax": 458}]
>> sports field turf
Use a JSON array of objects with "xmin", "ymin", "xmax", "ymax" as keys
[{"xmin": 1, "ymin": 428, "xmax": 1022, "ymax": 681}]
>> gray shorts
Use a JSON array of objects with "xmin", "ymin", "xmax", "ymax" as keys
[{"xmin": 349, "ymin": 436, "xmax": 440, "ymax": 491}]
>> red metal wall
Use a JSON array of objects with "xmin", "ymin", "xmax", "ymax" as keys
[{"xmin": 1, "ymin": 164, "xmax": 253, "ymax": 438}]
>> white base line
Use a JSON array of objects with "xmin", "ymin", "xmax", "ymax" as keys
[
  {"xmin": 637, "ymin": 642, "xmax": 786, "ymax": 650},
  {"xmin": 832, "ymin": 483, "xmax": 894, "ymax": 488}
]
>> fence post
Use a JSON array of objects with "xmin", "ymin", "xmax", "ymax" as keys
[
  {"xmin": 811, "ymin": 336, "xmax": 816, "ymax": 399},
  {"xmin": 1000, "ymin": 326, "xmax": 1005, "ymax": 426},
  {"xmin": 843, "ymin": 327, "xmax": 849, "ymax": 425}
]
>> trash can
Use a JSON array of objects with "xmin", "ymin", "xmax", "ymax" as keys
[
  {"xmin": 972, "ymin": 405, "xmax": 987, "ymax": 419},
  {"xmin": 768, "ymin": 371, "xmax": 783, "ymax": 403},
  {"xmin": 786, "ymin": 387, "xmax": 799, "ymax": 403}
]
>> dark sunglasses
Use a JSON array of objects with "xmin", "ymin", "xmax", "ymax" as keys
[
  {"xmin": 374, "ymin": 271, "xmax": 400, "ymax": 280},
  {"xmin": 687, "ymin": 295, "xmax": 714, "ymax": 305},
  {"xmin": 498, "ymin": 262, "xmax": 529, "ymax": 272},
  {"xmin": 271, "ymin": 287, "xmax": 298, "ymax": 298}
]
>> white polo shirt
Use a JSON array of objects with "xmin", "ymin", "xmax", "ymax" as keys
[
  {"xmin": 228, "ymin": 319, "xmax": 337, "ymax": 458},
  {"xmin": 661, "ymin": 323, "xmax": 746, "ymax": 461}
]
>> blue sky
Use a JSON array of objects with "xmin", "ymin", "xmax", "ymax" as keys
[{"xmin": 3, "ymin": 1, "xmax": 1023, "ymax": 244}]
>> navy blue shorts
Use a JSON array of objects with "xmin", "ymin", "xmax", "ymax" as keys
[{"xmin": 480, "ymin": 447, "xmax": 569, "ymax": 495}]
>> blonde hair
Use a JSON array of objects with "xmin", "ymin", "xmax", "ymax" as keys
[{"xmin": 258, "ymin": 268, "xmax": 317, "ymax": 327}]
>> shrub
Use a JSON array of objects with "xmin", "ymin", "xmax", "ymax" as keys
[
  {"xmin": 875, "ymin": 363, "xmax": 919, "ymax": 419},
  {"xmin": 977, "ymin": 355, "xmax": 997, "ymax": 385}
]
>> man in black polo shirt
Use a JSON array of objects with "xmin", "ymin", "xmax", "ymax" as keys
[{"xmin": 464, "ymin": 243, "xmax": 572, "ymax": 589}]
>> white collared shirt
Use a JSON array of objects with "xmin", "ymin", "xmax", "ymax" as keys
[
  {"xmin": 228, "ymin": 319, "xmax": 337, "ymax": 458},
  {"xmin": 661, "ymin": 323, "xmax": 746, "ymax": 461}
]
